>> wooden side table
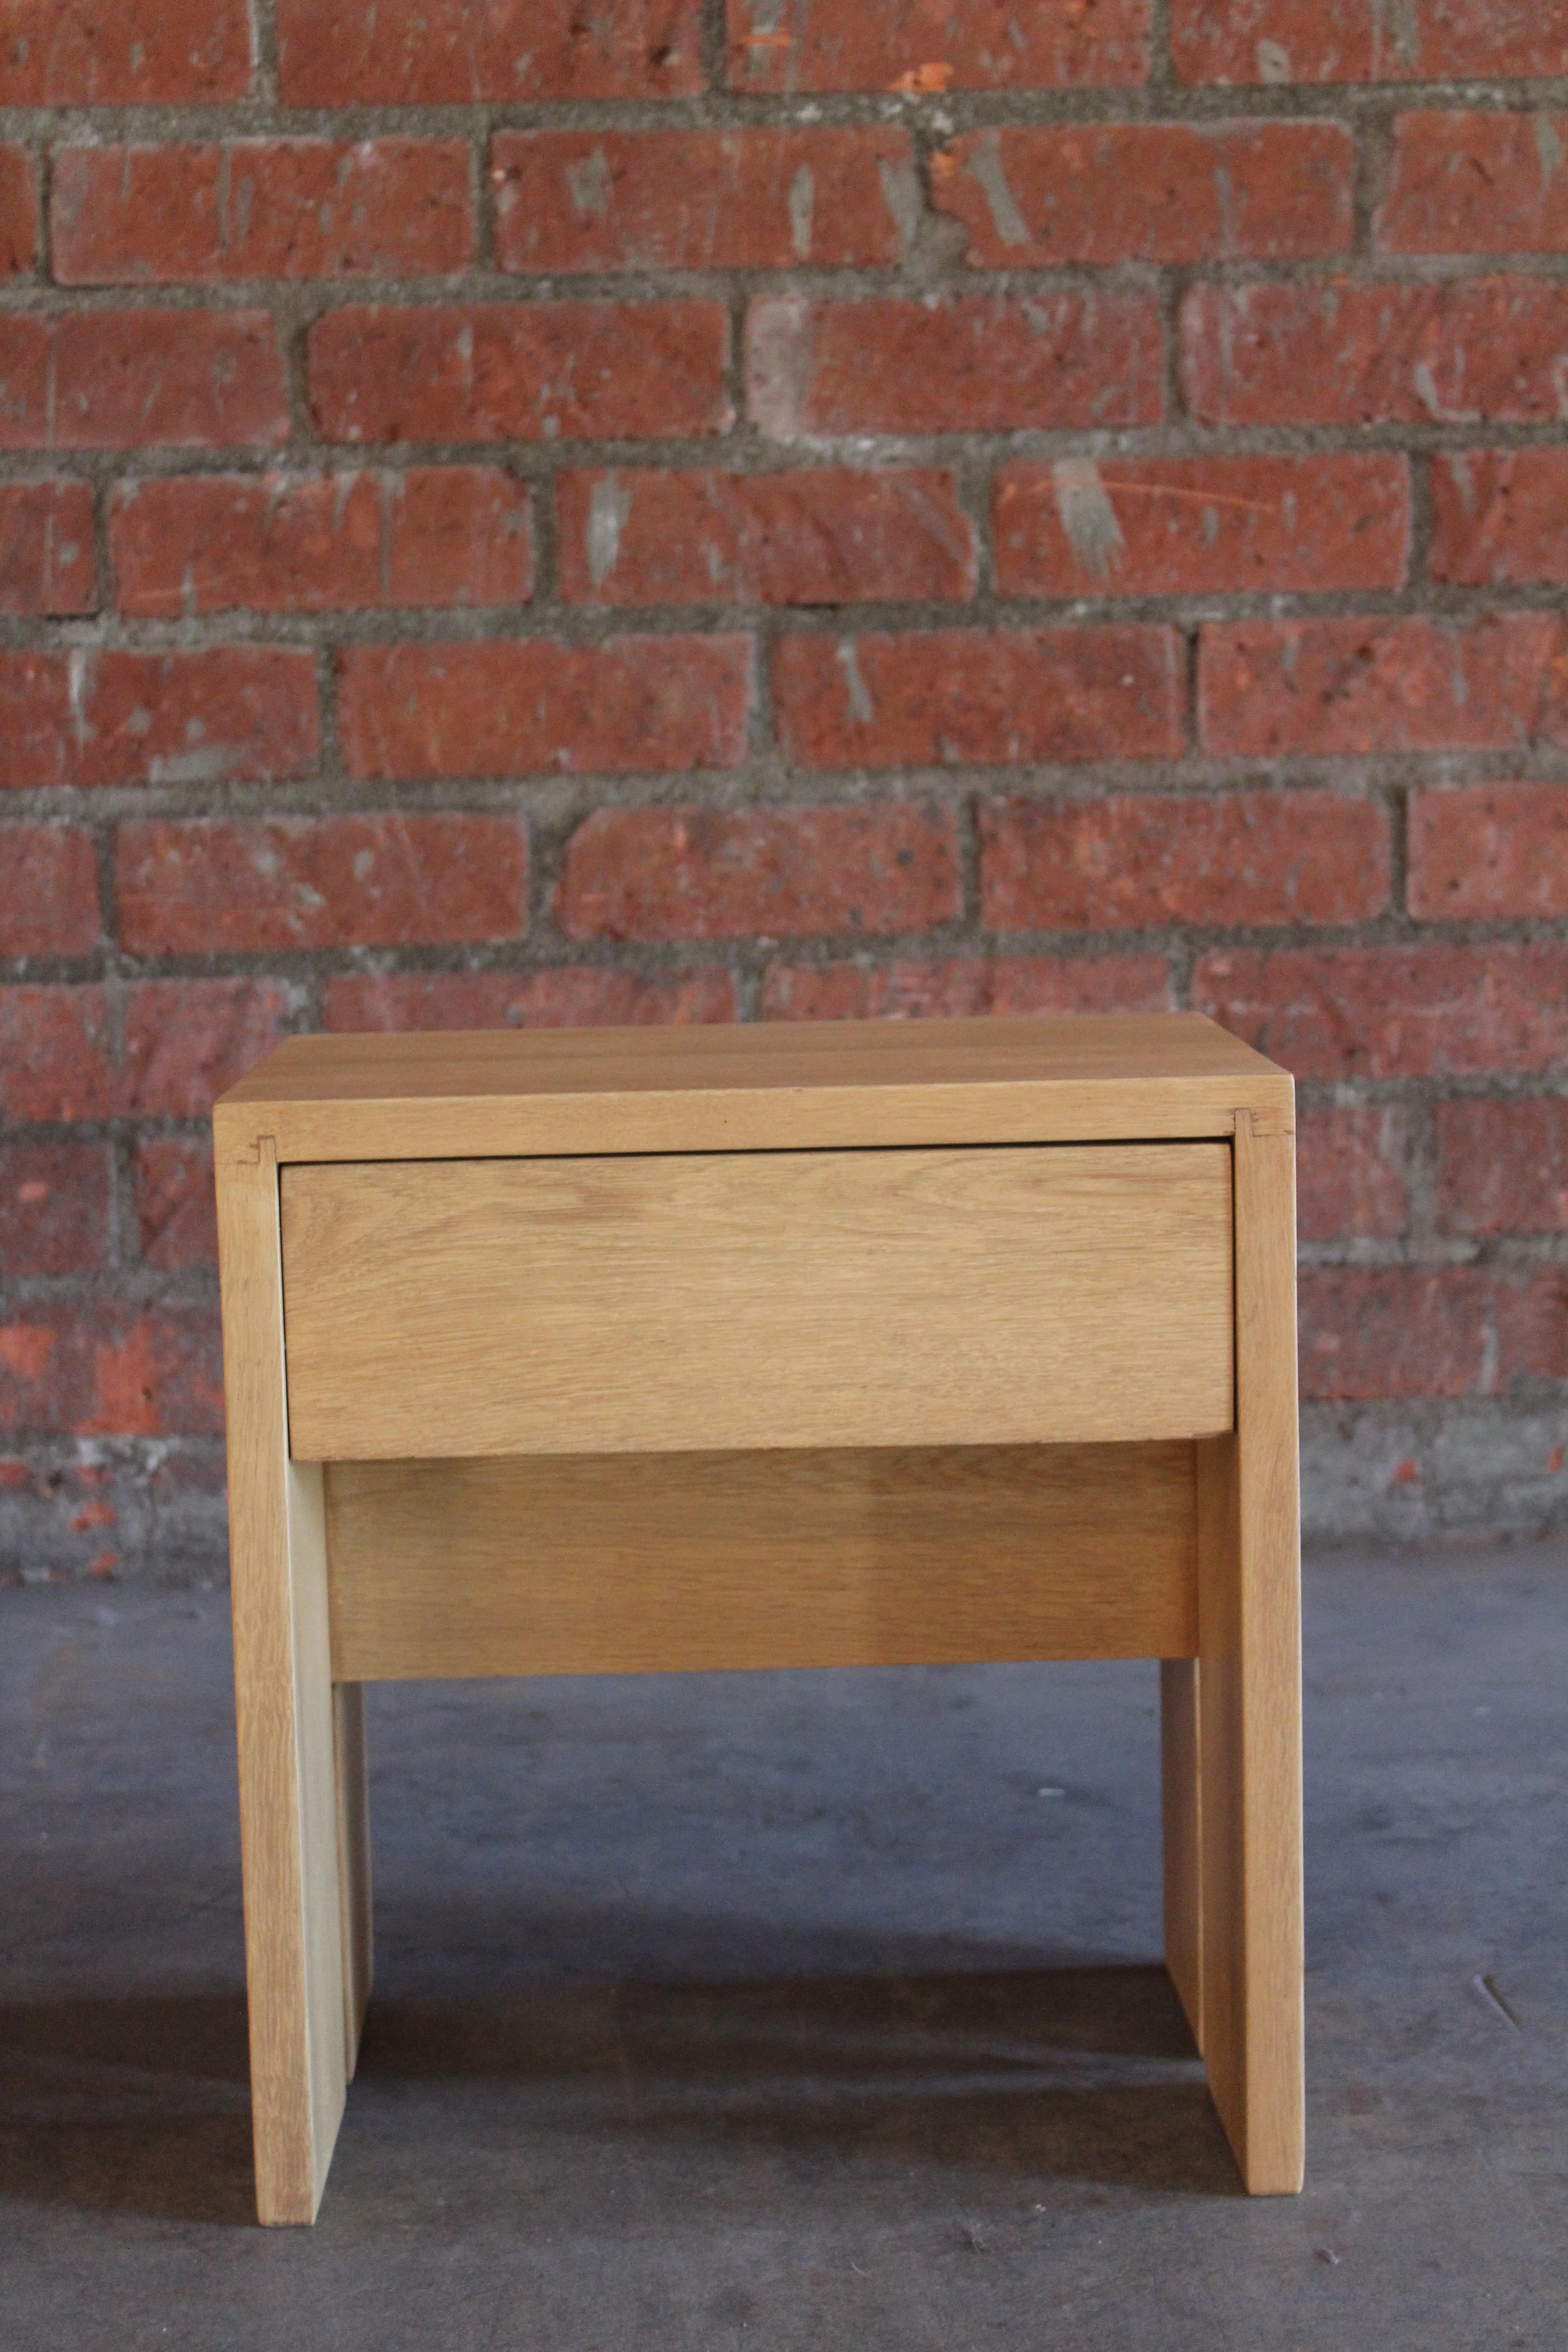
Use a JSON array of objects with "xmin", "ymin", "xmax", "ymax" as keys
[{"xmin": 214, "ymin": 1013, "xmax": 1303, "ymax": 2223}]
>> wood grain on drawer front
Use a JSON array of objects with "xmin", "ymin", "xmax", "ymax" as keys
[
  {"xmin": 324, "ymin": 1442, "xmax": 1199, "ymax": 1681},
  {"xmin": 280, "ymin": 1143, "xmax": 1234, "ymax": 1461}
]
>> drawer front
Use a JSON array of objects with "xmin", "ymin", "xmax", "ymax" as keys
[{"xmin": 280, "ymin": 1143, "xmax": 1234, "ymax": 1461}]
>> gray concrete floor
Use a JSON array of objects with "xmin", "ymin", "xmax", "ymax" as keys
[{"xmin": 2, "ymin": 1547, "xmax": 1566, "ymax": 2350}]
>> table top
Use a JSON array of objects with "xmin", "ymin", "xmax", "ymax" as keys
[{"xmin": 214, "ymin": 1012, "xmax": 1293, "ymax": 1163}]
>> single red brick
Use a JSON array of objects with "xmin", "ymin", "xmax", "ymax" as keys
[
  {"xmin": 1436, "ymin": 1099, "xmax": 1568, "ymax": 1237},
  {"xmin": 0, "ymin": 1142, "xmax": 112, "ymax": 1276},
  {"xmin": 1300, "ymin": 1267, "xmax": 1564, "ymax": 1402},
  {"xmin": 0, "ymin": 311, "xmax": 288, "ymax": 451},
  {"xmin": 980, "ymin": 790, "xmax": 1389, "ymax": 932},
  {"xmin": 0, "ymin": 826, "xmax": 99, "ymax": 957},
  {"xmin": 1409, "ymin": 784, "xmax": 1568, "ymax": 922},
  {"xmin": 0, "ymin": 0, "xmax": 252, "ymax": 102},
  {"xmin": 556, "ymin": 805, "xmax": 961, "ymax": 942},
  {"xmin": 311, "ymin": 302, "xmax": 730, "ymax": 446},
  {"xmin": 340, "ymin": 637, "xmax": 750, "ymax": 780},
  {"xmin": 934, "ymin": 122, "xmax": 1351, "ymax": 266},
  {"xmin": 1198, "ymin": 615, "xmax": 1565, "ymax": 760},
  {"xmin": 325, "ymin": 966, "xmax": 737, "ymax": 1031},
  {"xmin": 111, "ymin": 469, "xmax": 532, "ymax": 617},
  {"xmin": 1195, "ymin": 944, "xmax": 1568, "ymax": 1081},
  {"xmin": 1171, "ymin": 0, "xmax": 1568, "ymax": 83},
  {"xmin": 494, "ymin": 128, "xmax": 915, "ymax": 272},
  {"xmin": 0, "ymin": 987, "xmax": 119, "ymax": 1122},
  {"xmin": 0, "ymin": 1307, "xmax": 224, "ymax": 1437},
  {"xmin": 0, "ymin": 145, "xmax": 37, "ymax": 275},
  {"xmin": 1430, "ymin": 451, "xmax": 1568, "ymax": 589},
  {"xmin": 52, "ymin": 140, "xmax": 475, "ymax": 286},
  {"xmin": 122, "ymin": 979, "xmax": 296, "ymax": 1117},
  {"xmin": 0, "ymin": 481, "xmax": 97, "ymax": 614},
  {"xmin": 775, "ymin": 626, "xmax": 1184, "ymax": 770},
  {"xmin": 1182, "ymin": 279, "xmax": 1568, "ymax": 427},
  {"xmin": 746, "ymin": 294, "xmax": 1162, "ymax": 438},
  {"xmin": 558, "ymin": 469, "xmax": 975, "ymax": 607},
  {"xmin": 1296, "ymin": 1103, "xmax": 1409, "ymax": 1244},
  {"xmin": 134, "ymin": 1138, "xmax": 218, "ymax": 1272},
  {"xmin": 760, "ymin": 953, "xmax": 1171, "ymax": 1021},
  {"xmin": 995, "ymin": 454, "xmax": 1407, "ymax": 598},
  {"xmin": 1381, "ymin": 113, "xmax": 1568, "ymax": 257},
  {"xmin": 0, "ymin": 647, "xmax": 318, "ymax": 788},
  {"xmin": 277, "ymin": 0, "xmax": 703, "ymax": 103},
  {"xmin": 727, "ymin": 0, "xmax": 1150, "ymax": 92},
  {"xmin": 117, "ymin": 816, "xmax": 529, "ymax": 957}
]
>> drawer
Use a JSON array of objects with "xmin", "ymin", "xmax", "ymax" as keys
[{"xmin": 280, "ymin": 1143, "xmax": 1234, "ymax": 1461}]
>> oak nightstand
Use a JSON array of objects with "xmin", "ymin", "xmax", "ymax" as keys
[{"xmin": 214, "ymin": 1013, "xmax": 1303, "ymax": 2222}]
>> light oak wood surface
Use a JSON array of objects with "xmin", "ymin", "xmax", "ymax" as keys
[
  {"xmin": 1195, "ymin": 1109, "xmax": 1305, "ymax": 2195},
  {"xmin": 216, "ymin": 1140, "xmax": 349, "ymax": 2225},
  {"xmin": 324, "ymin": 1442, "xmax": 1199, "ymax": 1682},
  {"xmin": 281, "ymin": 1143, "xmax": 1235, "ymax": 1461},
  {"xmin": 215, "ymin": 1012, "xmax": 1293, "ymax": 1164}
]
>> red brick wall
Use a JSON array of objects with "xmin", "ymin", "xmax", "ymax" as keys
[{"xmin": 3, "ymin": 0, "xmax": 1567, "ymax": 1574}]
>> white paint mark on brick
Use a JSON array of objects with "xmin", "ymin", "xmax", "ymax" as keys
[
  {"xmin": 1388, "ymin": 0, "xmax": 1422, "ymax": 71},
  {"xmin": 1479, "ymin": 1314, "xmax": 1499, "ymax": 1393},
  {"xmin": 1256, "ymin": 39, "xmax": 1291, "ymax": 83},
  {"xmin": 1412, "ymin": 358, "xmax": 1479, "ymax": 425},
  {"xmin": 835, "ymin": 637, "xmax": 874, "ymax": 725},
  {"xmin": 740, "ymin": 0, "xmax": 789, "ymax": 83},
  {"xmin": 747, "ymin": 294, "xmax": 813, "ymax": 440},
  {"xmin": 1052, "ymin": 458, "xmax": 1124, "ymax": 586},
  {"xmin": 587, "ymin": 470, "xmax": 631, "ymax": 590},
  {"xmin": 567, "ymin": 145, "xmax": 612, "ymax": 220},
  {"xmin": 965, "ymin": 134, "xmax": 1029, "ymax": 249},
  {"xmin": 1446, "ymin": 452, "xmax": 1476, "ymax": 516},
  {"xmin": 67, "ymin": 648, "xmax": 89, "ymax": 750}
]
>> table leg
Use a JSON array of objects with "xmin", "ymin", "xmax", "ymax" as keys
[
  {"xmin": 333, "ymin": 1682, "xmax": 374, "ymax": 2077},
  {"xmin": 1193, "ymin": 1109, "xmax": 1305, "ymax": 2194},
  {"xmin": 1160, "ymin": 1656, "xmax": 1203, "ymax": 2053},
  {"xmin": 218, "ymin": 1139, "xmax": 352, "ymax": 2224}
]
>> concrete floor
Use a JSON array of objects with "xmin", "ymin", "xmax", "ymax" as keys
[{"xmin": 2, "ymin": 1547, "xmax": 1566, "ymax": 2350}]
